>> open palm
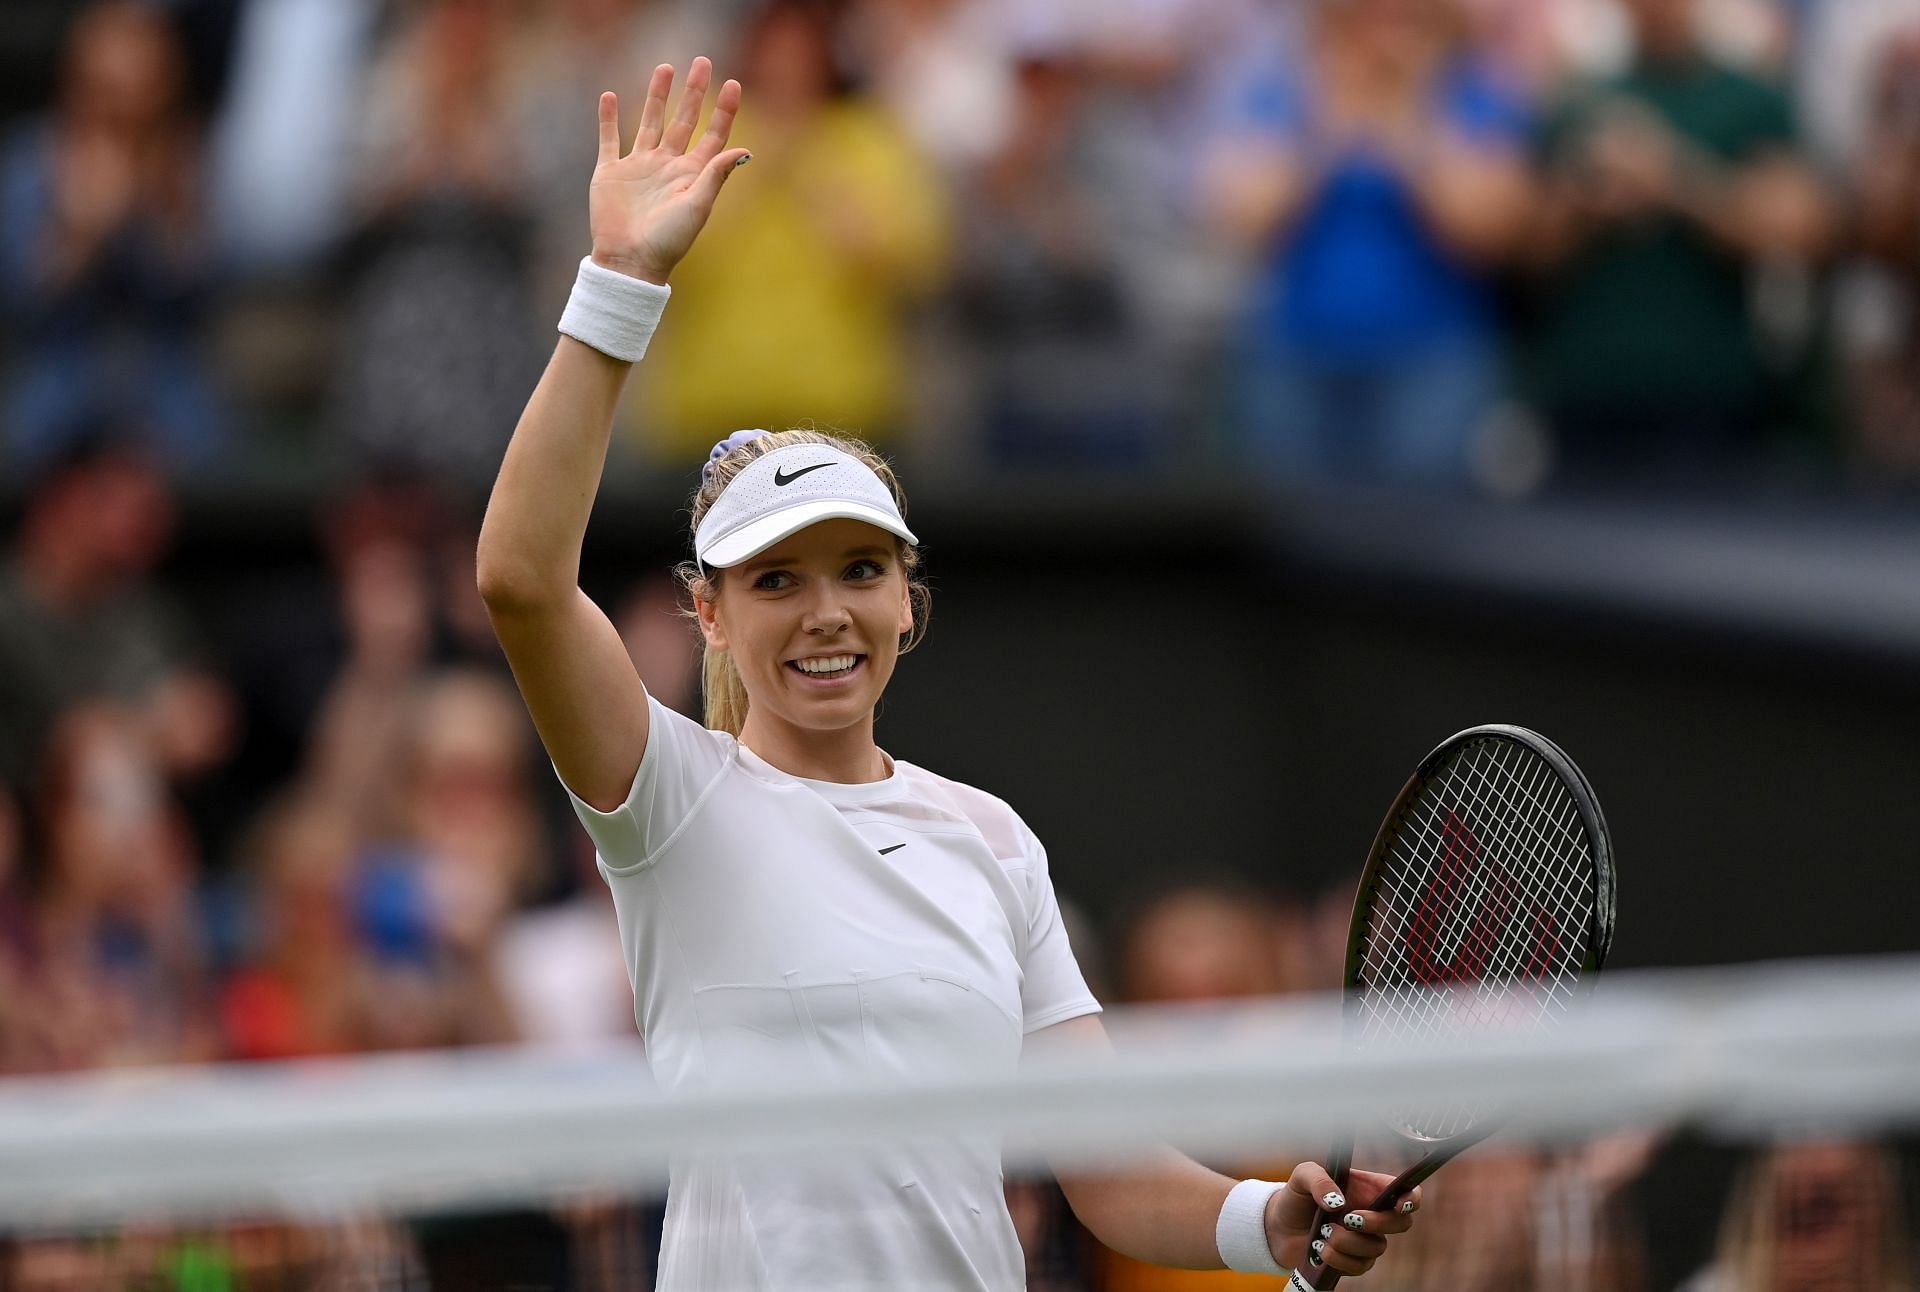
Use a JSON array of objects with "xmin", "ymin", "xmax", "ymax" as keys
[{"xmin": 589, "ymin": 58, "xmax": 748, "ymax": 286}]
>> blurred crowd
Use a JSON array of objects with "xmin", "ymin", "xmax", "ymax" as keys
[
  {"xmin": 4, "ymin": 0, "xmax": 1920, "ymax": 490},
  {"xmin": 4, "ymin": 0, "xmax": 1920, "ymax": 1287}
]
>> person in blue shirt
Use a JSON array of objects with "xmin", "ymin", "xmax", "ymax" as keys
[{"xmin": 1207, "ymin": 0, "xmax": 1534, "ymax": 487}]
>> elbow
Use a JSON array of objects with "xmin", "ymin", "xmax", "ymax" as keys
[
  {"xmin": 475, "ymin": 550, "xmax": 560, "ymax": 615},
  {"xmin": 473, "ymin": 546, "xmax": 520, "ymax": 609}
]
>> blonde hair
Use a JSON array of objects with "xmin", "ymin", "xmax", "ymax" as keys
[
  {"xmin": 1710, "ymin": 1141, "xmax": 1912, "ymax": 1292},
  {"xmin": 674, "ymin": 430, "xmax": 930, "ymax": 736}
]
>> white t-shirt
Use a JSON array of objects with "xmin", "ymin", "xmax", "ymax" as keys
[{"xmin": 561, "ymin": 696, "xmax": 1102, "ymax": 1291}]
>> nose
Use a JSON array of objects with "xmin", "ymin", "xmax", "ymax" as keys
[{"xmin": 800, "ymin": 582, "xmax": 850, "ymax": 635}]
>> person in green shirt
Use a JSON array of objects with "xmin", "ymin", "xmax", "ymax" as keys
[{"xmin": 1528, "ymin": 0, "xmax": 1833, "ymax": 484}]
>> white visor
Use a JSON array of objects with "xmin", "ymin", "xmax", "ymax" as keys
[{"xmin": 694, "ymin": 441, "xmax": 918, "ymax": 568}]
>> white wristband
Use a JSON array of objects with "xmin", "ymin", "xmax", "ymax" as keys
[
  {"xmin": 557, "ymin": 256, "xmax": 670, "ymax": 362},
  {"xmin": 1217, "ymin": 1178, "xmax": 1290, "ymax": 1277}
]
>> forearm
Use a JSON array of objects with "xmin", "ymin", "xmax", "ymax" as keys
[
  {"xmin": 1205, "ymin": 143, "xmax": 1317, "ymax": 251},
  {"xmin": 1676, "ymin": 156, "xmax": 1834, "ymax": 261},
  {"xmin": 1410, "ymin": 152, "xmax": 1533, "ymax": 264},
  {"xmin": 1058, "ymin": 1147, "xmax": 1240, "ymax": 1269},
  {"xmin": 475, "ymin": 336, "xmax": 632, "ymax": 608}
]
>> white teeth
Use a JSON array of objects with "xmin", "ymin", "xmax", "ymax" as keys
[{"xmin": 794, "ymin": 654, "xmax": 857, "ymax": 675}]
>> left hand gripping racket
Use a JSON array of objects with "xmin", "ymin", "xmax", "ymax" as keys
[{"xmin": 1291, "ymin": 725, "xmax": 1617, "ymax": 1290}]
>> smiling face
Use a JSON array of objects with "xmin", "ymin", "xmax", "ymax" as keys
[{"xmin": 696, "ymin": 518, "xmax": 916, "ymax": 744}]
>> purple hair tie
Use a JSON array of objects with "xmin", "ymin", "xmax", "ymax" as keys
[{"xmin": 703, "ymin": 428, "xmax": 770, "ymax": 484}]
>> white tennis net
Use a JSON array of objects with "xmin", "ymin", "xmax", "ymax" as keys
[{"xmin": 5, "ymin": 957, "xmax": 1919, "ymax": 1225}]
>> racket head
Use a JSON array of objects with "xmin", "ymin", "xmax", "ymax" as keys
[{"xmin": 1340, "ymin": 724, "xmax": 1616, "ymax": 1147}]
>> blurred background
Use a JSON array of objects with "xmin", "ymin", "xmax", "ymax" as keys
[{"xmin": 2, "ymin": 0, "xmax": 1919, "ymax": 1287}]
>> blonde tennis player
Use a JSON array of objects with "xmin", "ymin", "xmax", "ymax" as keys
[{"xmin": 477, "ymin": 58, "xmax": 1420, "ymax": 1291}]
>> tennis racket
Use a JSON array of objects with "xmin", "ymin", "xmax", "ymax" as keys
[{"xmin": 1291, "ymin": 725, "xmax": 1617, "ymax": 1290}]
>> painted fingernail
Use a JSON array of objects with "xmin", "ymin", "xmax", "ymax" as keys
[
  {"xmin": 1323, "ymin": 1191, "xmax": 1346, "ymax": 1210},
  {"xmin": 1400, "ymin": 1199, "xmax": 1416, "ymax": 1214},
  {"xmin": 1310, "ymin": 1240, "xmax": 1325, "ymax": 1255},
  {"xmin": 1310, "ymin": 1252, "xmax": 1325, "ymax": 1267},
  {"xmin": 1343, "ymin": 1213, "xmax": 1367, "ymax": 1230},
  {"xmin": 1319, "ymin": 1223, "xmax": 1334, "ymax": 1239},
  {"xmin": 735, "ymin": 154, "xmax": 752, "ymax": 167}
]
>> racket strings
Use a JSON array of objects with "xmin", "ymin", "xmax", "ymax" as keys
[{"xmin": 1351, "ymin": 737, "xmax": 1598, "ymax": 1140}]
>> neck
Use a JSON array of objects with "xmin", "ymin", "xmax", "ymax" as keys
[
  {"xmin": 1636, "ymin": 23, "xmax": 1696, "ymax": 64},
  {"xmin": 738, "ymin": 710, "xmax": 890, "ymax": 784}
]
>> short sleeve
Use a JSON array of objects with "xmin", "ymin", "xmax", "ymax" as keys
[
  {"xmin": 558, "ymin": 695, "xmax": 735, "ymax": 875},
  {"xmin": 1014, "ymin": 824, "xmax": 1102, "ymax": 1033},
  {"xmin": 1232, "ymin": 66, "xmax": 1310, "ymax": 142},
  {"xmin": 1443, "ymin": 60, "xmax": 1533, "ymax": 148}
]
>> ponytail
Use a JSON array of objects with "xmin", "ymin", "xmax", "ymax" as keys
[{"xmin": 699, "ymin": 647, "xmax": 752, "ymax": 738}]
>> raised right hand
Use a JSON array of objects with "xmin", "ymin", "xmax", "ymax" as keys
[{"xmin": 588, "ymin": 58, "xmax": 748, "ymax": 286}]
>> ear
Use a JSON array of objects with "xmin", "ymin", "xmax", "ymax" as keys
[
  {"xmin": 696, "ymin": 593, "xmax": 729, "ymax": 652},
  {"xmin": 896, "ymin": 577, "xmax": 914, "ymax": 637}
]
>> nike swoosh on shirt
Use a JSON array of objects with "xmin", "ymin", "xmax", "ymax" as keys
[
  {"xmin": 773, "ymin": 462, "xmax": 833, "ymax": 486},
  {"xmin": 878, "ymin": 843, "xmax": 907, "ymax": 855}
]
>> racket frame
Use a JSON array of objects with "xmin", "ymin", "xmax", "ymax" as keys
[{"xmin": 1290, "ymin": 725, "xmax": 1616, "ymax": 1291}]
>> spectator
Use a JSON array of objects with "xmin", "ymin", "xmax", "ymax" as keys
[
  {"xmin": 223, "ymin": 473, "xmax": 500, "ymax": 828},
  {"xmin": 327, "ymin": 0, "xmax": 548, "ymax": 483},
  {"xmin": 0, "ymin": 1, "xmax": 226, "ymax": 470},
  {"xmin": 1368, "ymin": 1141, "xmax": 1654, "ymax": 1292},
  {"xmin": 515, "ymin": 0, "xmax": 732, "ymax": 320},
  {"xmin": 630, "ymin": 0, "xmax": 950, "ymax": 462},
  {"xmin": 219, "ymin": 791, "xmax": 375, "ymax": 1060},
  {"xmin": 1206, "ymin": 0, "xmax": 1534, "ymax": 488},
  {"xmin": 1067, "ymin": 0, "xmax": 1294, "ymax": 462},
  {"xmin": 1528, "ymin": 0, "xmax": 1835, "ymax": 484},
  {"xmin": 845, "ymin": 0, "xmax": 1016, "ymax": 175},
  {"xmin": 343, "ymin": 668, "xmax": 533, "ymax": 1052},
  {"xmin": 1098, "ymin": 882, "xmax": 1299, "ymax": 1291},
  {"xmin": 0, "ymin": 436, "xmax": 237, "ymax": 796},
  {"xmin": 1829, "ymin": 19, "xmax": 1920, "ymax": 481},
  {"xmin": 209, "ymin": 0, "xmax": 380, "ymax": 274},
  {"xmin": 1119, "ymin": 882, "xmax": 1287, "ymax": 1003},
  {"xmin": 14, "ymin": 703, "xmax": 215, "ymax": 1072},
  {"xmin": 949, "ymin": 40, "xmax": 1164, "ymax": 467},
  {"xmin": 1679, "ymin": 1138, "xmax": 1914, "ymax": 1292},
  {"xmin": 1796, "ymin": 0, "xmax": 1920, "ymax": 171}
]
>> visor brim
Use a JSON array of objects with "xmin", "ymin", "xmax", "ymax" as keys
[{"xmin": 697, "ymin": 500, "xmax": 918, "ymax": 569}]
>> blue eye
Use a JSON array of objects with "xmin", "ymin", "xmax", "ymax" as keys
[{"xmin": 753, "ymin": 570, "xmax": 792, "ymax": 591}]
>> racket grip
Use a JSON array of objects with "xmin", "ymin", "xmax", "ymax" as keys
[{"xmin": 1293, "ymin": 1144, "xmax": 1355, "ymax": 1291}]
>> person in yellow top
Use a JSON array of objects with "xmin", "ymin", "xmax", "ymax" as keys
[{"xmin": 627, "ymin": 0, "xmax": 949, "ymax": 462}]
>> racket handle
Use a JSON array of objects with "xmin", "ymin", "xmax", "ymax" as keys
[{"xmin": 1294, "ymin": 1144, "xmax": 1356, "ymax": 1291}]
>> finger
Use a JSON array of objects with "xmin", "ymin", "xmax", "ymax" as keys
[
  {"xmin": 597, "ymin": 92, "xmax": 621, "ymax": 167},
  {"xmin": 1339, "ymin": 1208, "xmax": 1414, "ymax": 1237},
  {"xmin": 689, "ymin": 147, "xmax": 751, "ymax": 211},
  {"xmin": 1324, "ymin": 1229, "xmax": 1388, "ymax": 1263},
  {"xmin": 663, "ymin": 55, "xmax": 713, "ymax": 154},
  {"xmin": 1285, "ymin": 1163, "xmax": 1347, "ymax": 1218},
  {"xmin": 1309, "ymin": 1235, "xmax": 1377, "ymax": 1279},
  {"xmin": 634, "ymin": 63, "xmax": 674, "ymax": 151},
  {"xmin": 689, "ymin": 79, "xmax": 742, "ymax": 165}
]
